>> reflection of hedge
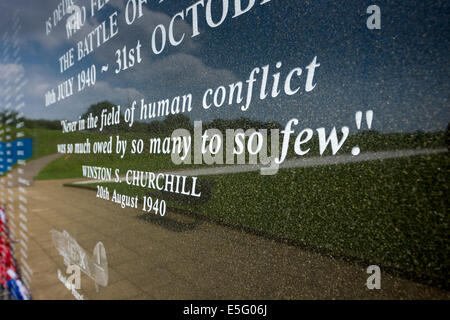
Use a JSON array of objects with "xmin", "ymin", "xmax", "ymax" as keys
[
  {"xmin": 168, "ymin": 154, "xmax": 450, "ymax": 289},
  {"xmin": 149, "ymin": 178, "xmax": 214, "ymax": 205},
  {"xmin": 81, "ymin": 152, "xmax": 448, "ymax": 289}
]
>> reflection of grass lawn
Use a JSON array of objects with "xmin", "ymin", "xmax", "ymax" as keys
[
  {"xmin": 71, "ymin": 153, "xmax": 449, "ymax": 288},
  {"xmin": 33, "ymin": 131, "xmax": 201, "ymax": 180},
  {"xmin": 34, "ymin": 130, "xmax": 446, "ymax": 180},
  {"xmin": 23, "ymin": 128, "xmax": 87, "ymax": 160},
  {"xmin": 33, "ymin": 128, "xmax": 449, "ymax": 287}
]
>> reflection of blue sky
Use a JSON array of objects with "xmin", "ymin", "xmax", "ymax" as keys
[{"xmin": 0, "ymin": 0, "xmax": 448, "ymax": 132}]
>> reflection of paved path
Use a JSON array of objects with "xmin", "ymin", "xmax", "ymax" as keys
[
  {"xmin": 72, "ymin": 148, "xmax": 448, "ymax": 185},
  {"xmin": 1, "ymin": 153, "xmax": 61, "ymax": 187},
  {"xmin": 9, "ymin": 155, "xmax": 448, "ymax": 299}
]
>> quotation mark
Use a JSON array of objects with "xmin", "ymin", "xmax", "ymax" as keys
[{"xmin": 352, "ymin": 110, "xmax": 373, "ymax": 156}]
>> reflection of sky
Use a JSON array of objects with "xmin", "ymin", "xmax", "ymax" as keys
[{"xmin": 0, "ymin": 0, "xmax": 448, "ymax": 133}]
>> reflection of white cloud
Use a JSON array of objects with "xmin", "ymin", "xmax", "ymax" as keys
[
  {"xmin": 3, "ymin": 59, "xmax": 145, "ymax": 120},
  {"xmin": 87, "ymin": 81, "xmax": 144, "ymax": 106},
  {"xmin": 25, "ymin": 74, "xmax": 145, "ymax": 120},
  {"xmin": 20, "ymin": 50, "xmax": 242, "ymax": 120},
  {"xmin": 21, "ymin": 2, "xmax": 200, "ymax": 60},
  {"xmin": 111, "ymin": 2, "xmax": 199, "ymax": 53},
  {"xmin": 150, "ymin": 53, "xmax": 239, "ymax": 92},
  {"xmin": 0, "ymin": 63, "xmax": 24, "ymax": 80},
  {"xmin": 0, "ymin": 0, "xmax": 83, "ymax": 52},
  {"xmin": 0, "ymin": 63, "xmax": 26, "ymax": 102},
  {"xmin": 0, "ymin": 1, "xmax": 241, "ymax": 122},
  {"xmin": 89, "ymin": 3, "xmax": 201, "ymax": 71}
]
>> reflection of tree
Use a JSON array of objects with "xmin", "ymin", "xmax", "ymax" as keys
[
  {"xmin": 79, "ymin": 102, "xmax": 282, "ymax": 134},
  {"xmin": 79, "ymin": 102, "xmax": 194, "ymax": 134},
  {"xmin": 139, "ymin": 114, "xmax": 192, "ymax": 135},
  {"xmin": 0, "ymin": 111, "xmax": 18, "ymax": 124},
  {"xmin": 81, "ymin": 101, "xmax": 118, "ymax": 119},
  {"xmin": 138, "ymin": 114, "xmax": 281, "ymax": 135},
  {"xmin": 0, "ymin": 110, "xmax": 61, "ymax": 130},
  {"xmin": 163, "ymin": 114, "xmax": 192, "ymax": 132},
  {"xmin": 18, "ymin": 98, "xmax": 282, "ymax": 134},
  {"xmin": 205, "ymin": 117, "xmax": 281, "ymax": 132},
  {"xmin": 81, "ymin": 100, "xmax": 126, "ymax": 133},
  {"xmin": 23, "ymin": 119, "xmax": 61, "ymax": 130}
]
